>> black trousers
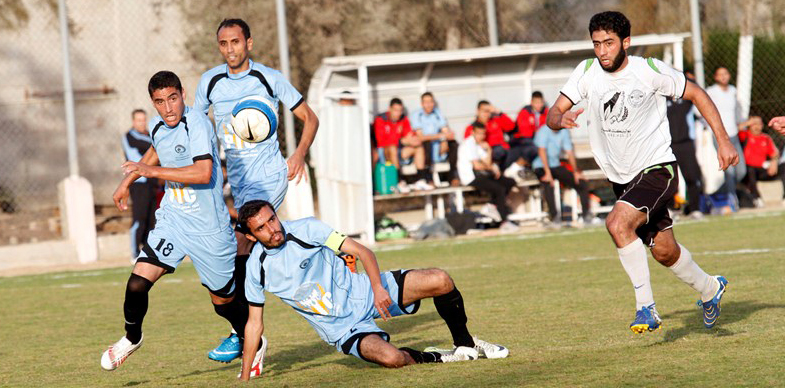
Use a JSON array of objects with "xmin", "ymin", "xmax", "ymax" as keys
[
  {"xmin": 130, "ymin": 180, "xmax": 158, "ymax": 257},
  {"xmin": 745, "ymin": 164, "xmax": 785, "ymax": 199},
  {"xmin": 534, "ymin": 166, "xmax": 591, "ymax": 220},
  {"xmin": 671, "ymin": 141, "xmax": 703, "ymax": 214},
  {"xmin": 469, "ymin": 174, "xmax": 516, "ymax": 221},
  {"xmin": 424, "ymin": 140, "xmax": 458, "ymax": 181}
]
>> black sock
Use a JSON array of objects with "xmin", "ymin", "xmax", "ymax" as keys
[
  {"xmin": 213, "ymin": 296, "xmax": 249, "ymax": 341},
  {"xmin": 417, "ymin": 169, "xmax": 430, "ymax": 182},
  {"xmin": 124, "ymin": 273, "xmax": 154, "ymax": 345},
  {"xmin": 433, "ymin": 287, "xmax": 474, "ymax": 348},
  {"xmin": 400, "ymin": 347, "xmax": 442, "ymax": 363},
  {"xmin": 233, "ymin": 254, "xmax": 250, "ymax": 303}
]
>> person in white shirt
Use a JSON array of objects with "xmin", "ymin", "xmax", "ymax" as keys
[
  {"xmin": 547, "ymin": 11, "xmax": 738, "ymax": 333},
  {"xmin": 705, "ymin": 66, "xmax": 747, "ymax": 202},
  {"xmin": 457, "ymin": 124, "xmax": 518, "ymax": 232}
]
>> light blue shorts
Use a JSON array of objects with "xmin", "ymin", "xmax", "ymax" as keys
[
  {"xmin": 335, "ymin": 269, "xmax": 421, "ymax": 361},
  {"xmin": 233, "ymin": 170, "xmax": 288, "ymax": 211},
  {"xmin": 137, "ymin": 223, "xmax": 238, "ymax": 296}
]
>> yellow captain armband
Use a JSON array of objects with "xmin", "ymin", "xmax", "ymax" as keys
[{"xmin": 325, "ymin": 231, "xmax": 347, "ymax": 254}]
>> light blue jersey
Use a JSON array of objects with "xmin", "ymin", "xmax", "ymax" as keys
[
  {"xmin": 532, "ymin": 125, "xmax": 573, "ymax": 169},
  {"xmin": 149, "ymin": 106, "xmax": 231, "ymax": 235},
  {"xmin": 411, "ymin": 108, "xmax": 449, "ymax": 162},
  {"xmin": 194, "ymin": 59, "xmax": 303, "ymax": 208},
  {"xmin": 245, "ymin": 217, "xmax": 417, "ymax": 353}
]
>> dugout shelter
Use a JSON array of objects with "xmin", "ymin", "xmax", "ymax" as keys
[{"xmin": 307, "ymin": 33, "xmax": 690, "ymax": 244}]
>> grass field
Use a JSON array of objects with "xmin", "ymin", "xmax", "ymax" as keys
[{"xmin": 2, "ymin": 210, "xmax": 785, "ymax": 387}]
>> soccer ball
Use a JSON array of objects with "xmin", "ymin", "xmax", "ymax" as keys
[{"xmin": 230, "ymin": 97, "xmax": 278, "ymax": 143}]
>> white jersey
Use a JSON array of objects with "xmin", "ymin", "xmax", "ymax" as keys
[{"xmin": 560, "ymin": 56, "xmax": 686, "ymax": 184}]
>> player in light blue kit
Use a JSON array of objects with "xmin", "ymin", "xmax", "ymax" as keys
[
  {"xmin": 100, "ymin": 71, "xmax": 263, "ymax": 372},
  {"xmin": 235, "ymin": 200, "xmax": 509, "ymax": 380},
  {"xmin": 193, "ymin": 18, "xmax": 320, "ymax": 362}
]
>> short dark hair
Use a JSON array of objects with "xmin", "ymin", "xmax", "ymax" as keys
[
  {"xmin": 531, "ymin": 91, "xmax": 544, "ymax": 100},
  {"xmin": 714, "ymin": 66, "xmax": 729, "ymax": 75},
  {"xmin": 238, "ymin": 200, "xmax": 275, "ymax": 230},
  {"xmin": 390, "ymin": 97, "xmax": 403, "ymax": 107},
  {"xmin": 473, "ymin": 122, "xmax": 486, "ymax": 131},
  {"xmin": 589, "ymin": 11, "xmax": 631, "ymax": 41},
  {"xmin": 131, "ymin": 109, "xmax": 146, "ymax": 118},
  {"xmin": 147, "ymin": 71, "xmax": 182, "ymax": 97},
  {"xmin": 477, "ymin": 100, "xmax": 490, "ymax": 109},
  {"xmin": 217, "ymin": 18, "xmax": 251, "ymax": 40},
  {"xmin": 421, "ymin": 92, "xmax": 434, "ymax": 100}
]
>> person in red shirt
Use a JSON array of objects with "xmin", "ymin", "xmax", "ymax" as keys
[
  {"xmin": 374, "ymin": 98, "xmax": 432, "ymax": 192},
  {"xmin": 513, "ymin": 91, "xmax": 549, "ymax": 166},
  {"xmin": 739, "ymin": 116, "xmax": 783, "ymax": 206},
  {"xmin": 464, "ymin": 100, "xmax": 515, "ymax": 168}
]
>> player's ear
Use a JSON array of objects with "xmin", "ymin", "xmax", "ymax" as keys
[
  {"xmin": 246, "ymin": 37, "xmax": 253, "ymax": 51},
  {"xmin": 245, "ymin": 233, "xmax": 257, "ymax": 242},
  {"xmin": 180, "ymin": 89, "xmax": 187, "ymax": 102},
  {"xmin": 622, "ymin": 36, "xmax": 631, "ymax": 51}
]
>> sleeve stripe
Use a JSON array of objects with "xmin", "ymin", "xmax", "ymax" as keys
[
  {"xmin": 248, "ymin": 302, "xmax": 265, "ymax": 307},
  {"xmin": 324, "ymin": 231, "xmax": 347, "ymax": 254},
  {"xmin": 192, "ymin": 154, "xmax": 212, "ymax": 162},
  {"xmin": 560, "ymin": 91, "xmax": 577, "ymax": 106},
  {"xmin": 290, "ymin": 97, "xmax": 304, "ymax": 112},
  {"xmin": 679, "ymin": 73, "xmax": 688, "ymax": 99}
]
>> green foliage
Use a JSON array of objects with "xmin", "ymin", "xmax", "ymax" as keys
[{"xmin": 2, "ymin": 211, "xmax": 785, "ymax": 386}]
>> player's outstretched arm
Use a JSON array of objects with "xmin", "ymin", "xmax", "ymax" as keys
[
  {"xmin": 113, "ymin": 146, "xmax": 160, "ymax": 211},
  {"xmin": 240, "ymin": 305, "xmax": 265, "ymax": 381},
  {"xmin": 287, "ymin": 102, "xmax": 320, "ymax": 184},
  {"xmin": 122, "ymin": 159, "xmax": 213, "ymax": 185},
  {"xmin": 340, "ymin": 237, "xmax": 393, "ymax": 320},
  {"xmin": 683, "ymin": 81, "xmax": 739, "ymax": 170},
  {"xmin": 546, "ymin": 94, "xmax": 583, "ymax": 130}
]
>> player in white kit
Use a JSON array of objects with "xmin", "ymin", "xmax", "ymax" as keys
[{"xmin": 547, "ymin": 11, "xmax": 738, "ymax": 333}]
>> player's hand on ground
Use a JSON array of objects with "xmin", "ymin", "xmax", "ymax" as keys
[
  {"xmin": 560, "ymin": 108, "xmax": 584, "ymax": 129},
  {"xmin": 112, "ymin": 185, "xmax": 131, "ymax": 211},
  {"xmin": 286, "ymin": 152, "xmax": 307, "ymax": 184},
  {"xmin": 768, "ymin": 116, "xmax": 785, "ymax": 135},
  {"xmin": 716, "ymin": 141, "xmax": 739, "ymax": 171},
  {"xmin": 122, "ymin": 161, "xmax": 154, "ymax": 178},
  {"xmin": 372, "ymin": 285, "xmax": 393, "ymax": 321}
]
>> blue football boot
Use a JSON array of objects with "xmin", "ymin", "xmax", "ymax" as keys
[
  {"xmin": 208, "ymin": 332, "xmax": 242, "ymax": 363},
  {"xmin": 630, "ymin": 304, "xmax": 662, "ymax": 334},
  {"xmin": 697, "ymin": 276, "xmax": 728, "ymax": 329}
]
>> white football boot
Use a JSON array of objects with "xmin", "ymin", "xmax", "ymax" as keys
[
  {"xmin": 100, "ymin": 335, "xmax": 143, "ymax": 371},
  {"xmin": 472, "ymin": 336, "xmax": 509, "ymax": 359},
  {"xmin": 238, "ymin": 335, "xmax": 268, "ymax": 379},
  {"xmin": 439, "ymin": 346, "xmax": 478, "ymax": 362}
]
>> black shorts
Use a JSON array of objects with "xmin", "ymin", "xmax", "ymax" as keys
[{"xmin": 612, "ymin": 162, "xmax": 678, "ymax": 246}]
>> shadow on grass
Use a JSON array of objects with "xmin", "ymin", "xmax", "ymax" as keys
[
  {"xmin": 135, "ymin": 310, "xmax": 444, "ymax": 385},
  {"xmin": 652, "ymin": 300, "xmax": 785, "ymax": 344}
]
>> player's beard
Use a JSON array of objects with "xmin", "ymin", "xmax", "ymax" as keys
[{"xmin": 599, "ymin": 49, "xmax": 627, "ymax": 73}]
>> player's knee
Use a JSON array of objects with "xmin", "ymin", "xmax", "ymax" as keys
[
  {"xmin": 432, "ymin": 269, "xmax": 455, "ymax": 295},
  {"xmin": 126, "ymin": 273, "xmax": 154, "ymax": 295},
  {"xmin": 604, "ymin": 213, "xmax": 629, "ymax": 238}
]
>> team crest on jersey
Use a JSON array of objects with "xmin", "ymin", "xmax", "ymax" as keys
[
  {"xmin": 175, "ymin": 145, "xmax": 186, "ymax": 154},
  {"xmin": 294, "ymin": 282, "xmax": 333, "ymax": 315},
  {"xmin": 299, "ymin": 258, "xmax": 311, "ymax": 269},
  {"xmin": 602, "ymin": 90, "xmax": 628, "ymax": 124},
  {"xmin": 628, "ymin": 89, "xmax": 645, "ymax": 107}
]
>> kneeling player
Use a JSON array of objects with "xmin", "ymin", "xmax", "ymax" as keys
[{"xmin": 236, "ymin": 200, "xmax": 508, "ymax": 380}]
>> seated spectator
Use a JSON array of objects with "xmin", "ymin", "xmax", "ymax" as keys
[
  {"xmin": 464, "ymin": 100, "xmax": 516, "ymax": 169},
  {"xmin": 532, "ymin": 124, "xmax": 595, "ymax": 225},
  {"xmin": 513, "ymin": 91, "xmax": 548, "ymax": 165},
  {"xmin": 374, "ymin": 98, "xmax": 433, "ymax": 193},
  {"xmin": 458, "ymin": 124, "xmax": 518, "ymax": 232},
  {"xmin": 411, "ymin": 92, "xmax": 459, "ymax": 186},
  {"xmin": 739, "ymin": 116, "xmax": 784, "ymax": 207}
]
